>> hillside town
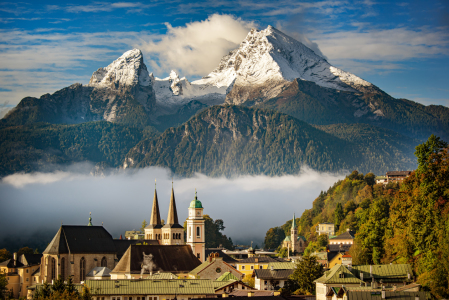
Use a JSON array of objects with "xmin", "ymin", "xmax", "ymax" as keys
[{"xmin": 0, "ymin": 170, "xmax": 430, "ymax": 300}]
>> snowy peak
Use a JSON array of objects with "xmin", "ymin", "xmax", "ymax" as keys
[
  {"xmin": 195, "ymin": 26, "xmax": 373, "ymax": 93},
  {"xmin": 88, "ymin": 49, "xmax": 152, "ymax": 88}
]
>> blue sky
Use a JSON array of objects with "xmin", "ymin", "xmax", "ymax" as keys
[{"xmin": 0, "ymin": 0, "xmax": 448, "ymax": 112}]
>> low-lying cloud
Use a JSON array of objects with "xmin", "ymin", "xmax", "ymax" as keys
[{"xmin": 0, "ymin": 165, "xmax": 344, "ymax": 248}]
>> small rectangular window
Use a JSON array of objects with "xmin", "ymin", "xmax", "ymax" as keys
[
  {"xmin": 26, "ymin": 278, "xmax": 29, "ymax": 282},
  {"xmin": 26, "ymin": 269, "xmax": 29, "ymax": 273},
  {"xmin": 250, "ymin": 266, "xmax": 254, "ymax": 270},
  {"xmin": 241, "ymin": 266, "xmax": 245, "ymax": 270},
  {"xmin": 259, "ymin": 266, "xmax": 262, "ymax": 269}
]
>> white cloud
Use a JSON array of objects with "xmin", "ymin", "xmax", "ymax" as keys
[
  {"xmin": 0, "ymin": 165, "xmax": 344, "ymax": 244},
  {"xmin": 141, "ymin": 14, "xmax": 255, "ymax": 76},
  {"xmin": 314, "ymin": 26, "xmax": 449, "ymax": 64}
]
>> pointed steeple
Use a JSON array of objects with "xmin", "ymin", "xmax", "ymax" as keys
[
  {"xmin": 88, "ymin": 212, "xmax": 92, "ymax": 226},
  {"xmin": 292, "ymin": 213, "xmax": 297, "ymax": 229},
  {"xmin": 149, "ymin": 182, "xmax": 162, "ymax": 228},
  {"xmin": 166, "ymin": 184, "xmax": 179, "ymax": 225}
]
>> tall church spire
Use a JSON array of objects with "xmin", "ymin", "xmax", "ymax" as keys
[
  {"xmin": 149, "ymin": 182, "xmax": 162, "ymax": 227},
  {"xmin": 292, "ymin": 213, "xmax": 297, "ymax": 229},
  {"xmin": 166, "ymin": 184, "xmax": 179, "ymax": 225}
]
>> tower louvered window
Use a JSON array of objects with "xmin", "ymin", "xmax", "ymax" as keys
[{"xmin": 101, "ymin": 257, "xmax": 107, "ymax": 267}]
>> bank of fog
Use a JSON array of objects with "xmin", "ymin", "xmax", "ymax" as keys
[{"xmin": 0, "ymin": 165, "xmax": 344, "ymax": 248}]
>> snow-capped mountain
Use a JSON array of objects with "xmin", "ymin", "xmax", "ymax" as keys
[
  {"xmin": 152, "ymin": 70, "xmax": 226, "ymax": 115},
  {"xmin": 194, "ymin": 25, "xmax": 379, "ymax": 105}
]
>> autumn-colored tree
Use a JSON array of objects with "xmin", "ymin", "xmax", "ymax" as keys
[
  {"xmin": 18, "ymin": 246, "xmax": 34, "ymax": 256},
  {"xmin": 0, "ymin": 249, "xmax": 11, "ymax": 263},
  {"xmin": 282, "ymin": 255, "xmax": 323, "ymax": 295}
]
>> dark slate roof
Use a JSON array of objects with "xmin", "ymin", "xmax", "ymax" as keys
[
  {"xmin": 112, "ymin": 245, "xmax": 201, "ymax": 274},
  {"xmin": 328, "ymin": 244, "xmax": 352, "ymax": 252},
  {"xmin": 0, "ymin": 259, "xmax": 24, "ymax": 268},
  {"xmin": 113, "ymin": 239, "xmax": 159, "ymax": 259},
  {"xmin": 205, "ymin": 249, "xmax": 238, "ymax": 263},
  {"xmin": 386, "ymin": 171, "xmax": 412, "ymax": 176},
  {"xmin": 237, "ymin": 257, "xmax": 280, "ymax": 263},
  {"xmin": 254, "ymin": 269, "xmax": 294, "ymax": 279},
  {"xmin": 32, "ymin": 267, "xmax": 40, "ymax": 276},
  {"xmin": 330, "ymin": 231, "xmax": 355, "ymax": 240},
  {"xmin": 20, "ymin": 254, "xmax": 42, "ymax": 266},
  {"xmin": 43, "ymin": 226, "xmax": 117, "ymax": 254}
]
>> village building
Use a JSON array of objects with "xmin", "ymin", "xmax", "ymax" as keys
[
  {"xmin": 213, "ymin": 274, "xmax": 255, "ymax": 294},
  {"xmin": 325, "ymin": 286, "xmax": 428, "ymax": 300},
  {"xmin": 235, "ymin": 257, "xmax": 281, "ymax": 277},
  {"xmin": 189, "ymin": 253, "xmax": 242, "ymax": 280},
  {"xmin": 254, "ymin": 268, "xmax": 294, "ymax": 290},
  {"xmin": 0, "ymin": 253, "xmax": 42, "ymax": 299},
  {"xmin": 40, "ymin": 223, "xmax": 158, "ymax": 284},
  {"xmin": 315, "ymin": 264, "xmax": 415, "ymax": 300},
  {"xmin": 316, "ymin": 223, "xmax": 335, "ymax": 236},
  {"xmin": 205, "ymin": 249, "xmax": 238, "ymax": 266},
  {"xmin": 329, "ymin": 229, "xmax": 355, "ymax": 245},
  {"xmin": 109, "ymin": 244, "xmax": 201, "ymax": 279},
  {"xmin": 385, "ymin": 171, "xmax": 412, "ymax": 183},
  {"xmin": 281, "ymin": 214, "xmax": 307, "ymax": 253}
]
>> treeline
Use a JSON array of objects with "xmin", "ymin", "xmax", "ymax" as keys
[{"xmin": 263, "ymin": 135, "xmax": 449, "ymax": 298}]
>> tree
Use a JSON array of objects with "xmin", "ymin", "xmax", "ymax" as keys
[
  {"xmin": 0, "ymin": 272, "xmax": 8, "ymax": 300},
  {"xmin": 52, "ymin": 275, "xmax": 65, "ymax": 293},
  {"xmin": 65, "ymin": 276, "xmax": 77, "ymax": 295},
  {"xmin": 41, "ymin": 282, "xmax": 51, "ymax": 298},
  {"xmin": 18, "ymin": 246, "xmax": 34, "ymax": 256},
  {"xmin": 0, "ymin": 249, "xmax": 11, "ymax": 263},
  {"xmin": 414, "ymin": 134, "xmax": 448, "ymax": 173},
  {"xmin": 264, "ymin": 227, "xmax": 286, "ymax": 250},
  {"xmin": 140, "ymin": 220, "xmax": 148, "ymax": 234},
  {"xmin": 334, "ymin": 203, "xmax": 344, "ymax": 230},
  {"xmin": 364, "ymin": 172, "xmax": 376, "ymax": 186},
  {"xmin": 317, "ymin": 234, "xmax": 328, "ymax": 247},
  {"xmin": 283, "ymin": 255, "xmax": 323, "ymax": 295},
  {"xmin": 242, "ymin": 274, "xmax": 254, "ymax": 288},
  {"xmin": 81, "ymin": 284, "xmax": 92, "ymax": 300}
]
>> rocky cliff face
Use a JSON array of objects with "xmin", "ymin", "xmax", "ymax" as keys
[{"xmin": 87, "ymin": 49, "xmax": 156, "ymax": 122}]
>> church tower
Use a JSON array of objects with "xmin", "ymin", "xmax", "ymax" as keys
[
  {"xmin": 186, "ymin": 190, "xmax": 205, "ymax": 262},
  {"xmin": 144, "ymin": 183, "xmax": 162, "ymax": 241},
  {"xmin": 291, "ymin": 213, "xmax": 298, "ymax": 253},
  {"xmin": 161, "ymin": 183, "xmax": 184, "ymax": 245}
]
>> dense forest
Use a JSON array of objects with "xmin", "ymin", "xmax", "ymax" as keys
[
  {"xmin": 264, "ymin": 135, "xmax": 449, "ymax": 298},
  {"xmin": 124, "ymin": 105, "xmax": 417, "ymax": 177}
]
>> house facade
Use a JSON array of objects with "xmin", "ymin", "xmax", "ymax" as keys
[{"xmin": 316, "ymin": 223, "xmax": 335, "ymax": 236}]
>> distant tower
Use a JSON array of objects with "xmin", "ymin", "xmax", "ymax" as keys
[
  {"xmin": 186, "ymin": 189, "xmax": 205, "ymax": 262},
  {"xmin": 145, "ymin": 181, "xmax": 163, "ymax": 241},
  {"xmin": 88, "ymin": 212, "xmax": 92, "ymax": 226},
  {"xmin": 291, "ymin": 213, "xmax": 298, "ymax": 253},
  {"xmin": 161, "ymin": 181, "xmax": 184, "ymax": 245}
]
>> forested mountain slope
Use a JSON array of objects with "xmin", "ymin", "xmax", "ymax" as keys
[
  {"xmin": 263, "ymin": 135, "xmax": 449, "ymax": 298},
  {"xmin": 123, "ymin": 105, "xmax": 418, "ymax": 177}
]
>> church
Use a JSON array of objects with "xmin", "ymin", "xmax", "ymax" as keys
[
  {"xmin": 282, "ymin": 214, "xmax": 307, "ymax": 253},
  {"xmin": 144, "ymin": 184, "xmax": 206, "ymax": 262}
]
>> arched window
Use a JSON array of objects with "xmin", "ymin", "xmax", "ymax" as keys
[
  {"xmin": 51, "ymin": 258, "xmax": 56, "ymax": 281},
  {"xmin": 173, "ymin": 233, "xmax": 175, "ymax": 239},
  {"xmin": 197, "ymin": 226, "xmax": 200, "ymax": 237},
  {"xmin": 61, "ymin": 258, "xmax": 65, "ymax": 281},
  {"xmin": 101, "ymin": 257, "xmax": 107, "ymax": 268},
  {"xmin": 80, "ymin": 257, "xmax": 86, "ymax": 281}
]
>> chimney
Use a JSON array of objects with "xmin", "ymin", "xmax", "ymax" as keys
[
  {"xmin": 370, "ymin": 265, "xmax": 373, "ymax": 277},
  {"xmin": 255, "ymin": 258, "xmax": 259, "ymax": 263},
  {"xmin": 360, "ymin": 272, "xmax": 364, "ymax": 281},
  {"xmin": 209, "ymin": 255, "xmax": 213, "ymax": 263},
  {"xmin": 248, "ymin": 292, "xmax": 254, "ymax": 297},
  {"xmin": 407, "ymin": 272, "xmax": 411, "ymax": 280},
  {"xmin": 393, "ymin": 285, "xmax": 397, "ymax": 291},
  {"xmin": 13, "ymin": 253, "xmax": 17, "ymax": 267},
  {"xmin": 382, "ymin": 291, "xmax": 385, "ymax": 299},
  {"xmin": 270, "ymin": 266, "xmax": 274, "ymax": 271}
]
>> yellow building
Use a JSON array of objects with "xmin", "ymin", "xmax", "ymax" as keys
[
  {"xmin": 0, "ymin": 253, "xmax": 42, "ymax": 299},
  {"xmin": 235, "ymin": 257, "xmax": 280, "ymax": 277}
]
